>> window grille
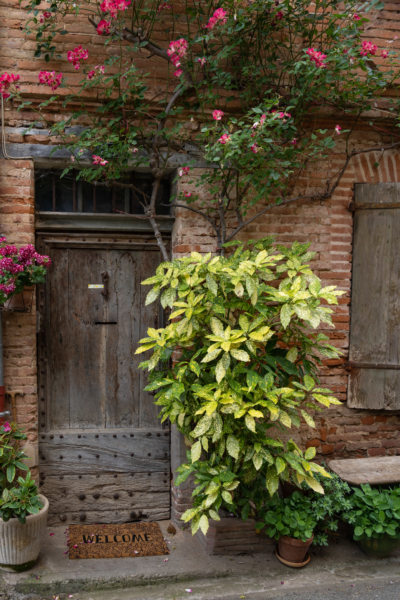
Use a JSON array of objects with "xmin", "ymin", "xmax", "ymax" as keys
[{"xmin": 35, "ymin": 170, "xmax": 171, "ymax": 215}]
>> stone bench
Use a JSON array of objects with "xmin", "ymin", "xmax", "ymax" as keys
[{"xmin": 328, "ymin": 456, "xmax": 400, "ymax": 485}]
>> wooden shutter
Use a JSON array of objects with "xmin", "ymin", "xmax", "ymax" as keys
[{"xmin": 349, "ymin": 183, "xmax": 400, "ymax": 409}]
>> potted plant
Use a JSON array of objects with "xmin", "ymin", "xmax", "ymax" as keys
[
  {"xmin": 137, "ymin": 239, "xmax": 343, "ymax": 537},
  {"xmin": 0, "ymin": 422, "xmax": 48, "ymax": 571},
  {"xmin": 342, "ymin": 484, "xmax": 400, "ymax": 558},
  {"xmin": 0, "ymin": 236, "xmax": 51, "ymax": 309},
  {"xmin": 256, "ymin": 491, "xmax": 316, "ymax": 566}
]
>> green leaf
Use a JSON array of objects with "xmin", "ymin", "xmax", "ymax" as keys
[
  {"xmin": 304, "ymin": 446, "xmax": 316, "ymax": 460},
  {"xmin": 303, "ymin": 375, "xmax": 315, "ymax": 391},
  {"xmin": 202, "ymin": 349, "xmax": 222, "ymax": 363},
  {"xmin": 210, "ymin": 317, "xmax": 224, "ymax": 336},
  {"xmin": 145, "ymin": 287, "xmax": 160, "ymax": 306},
  {"xmin": 215, "ymin": 358, "xmax": 227, "ymax": 383},
  {"xmin": 280, "ymin": 304, "xmax": 293, "ymax": 329},
  {"xmin": 221, "ymin": 490, "xmax": 233, "ymax": 504},
  {"xmin": 206, "ymin": 274, "xmax": 218, "ymax": 296},
  {"xmin": 305, "ymin": 476, "xmax": 324, "ymax": 494},
  {"xmin": 275, "ymin": 456, "xmax": 286, "ymax": 475},
  {"xmin": 239, "ymin": 314, "xmax": 249, "ymax": 332},
  {"xmin": 193, "ymin": 415, "xmax": 212, "ymax": 437},
  {"xmin": 199, "ymin": 514, "xmax": 209, "ymax": 535},
  {"xmin": 6, "ymin": 465, "xmax": 15, "ymax": 484},
  {"xmin": 286, "ymin": 347, "xmax": 298, "ymax": 363},
  {"xmin": 226, "ymin": 435, "xmax": 240, "ymax": 459},
  {"xmin": 245, "ymin": 414, "xmax": 256, "ymax": 432},
  {"xmin": 266, "ymin": 468, "xmax": 279, "ymax": 496},
  {"xmin": 301, "ymin": 410, "xmax": 315, "ymax": 428},
  {"xmin": 191, "ymin": 441, "xmax": 202, "ymax": 463},
  {"xmin": 230, "ymin": 349, "xmax": 250, "ymax": 362},
  {"xmin": 279, "ymin": 411, "xmax": 291, "ymax": 428},
  {"xmin": 253, "ymin": 453, "xmax": 263, "ymax": 470},
  {"xmin": 160, "ymin": 287, "xmax": 176, "ymax": 308}
]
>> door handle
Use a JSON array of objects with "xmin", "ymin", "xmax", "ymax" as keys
[{"xmin": 101, "ymin": 271, "xmax": 109, "ymax": 300}]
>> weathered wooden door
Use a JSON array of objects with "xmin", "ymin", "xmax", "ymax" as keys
[
  {"xmin": 37, "ymin": 234, "xmax": 170, "ymax": 525},
  {"xmin": 349, "ymin": 183, "xmax": 400, "ymax": 410}
]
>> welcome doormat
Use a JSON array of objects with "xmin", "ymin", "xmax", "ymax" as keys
[{"xmin": 68, "ymin": 522, "xmax": 169, "ymax": 559}]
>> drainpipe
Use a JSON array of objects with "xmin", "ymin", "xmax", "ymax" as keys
[{"xmin": 0, "ymin": 313, "xmax": 10, "ymax": 424}]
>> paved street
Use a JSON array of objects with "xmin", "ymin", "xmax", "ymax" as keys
[{"xmin": 2, "ymin": 523, "xmax": 400, "ymax": 600}]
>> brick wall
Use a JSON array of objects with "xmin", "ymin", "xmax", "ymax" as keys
[
  {"xmin": 0, "ymin": 158, "xmax": 38, "ymax": 466},
  {"xmin": 1, "ymin": 1, "xmax": 400, "ymax": 480}
]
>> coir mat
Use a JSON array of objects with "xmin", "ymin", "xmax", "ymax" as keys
[{"xmin": 68, "ymin": 522, "xmax": 169, "ymax": 559}]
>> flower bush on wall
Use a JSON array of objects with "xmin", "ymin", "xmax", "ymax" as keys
[{"xmin": 0, "ymin": 237, "xmax": 51, "ymax": 306}]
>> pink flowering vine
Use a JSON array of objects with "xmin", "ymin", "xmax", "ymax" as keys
[
  {"xmin": 212, "ymin": 110, "xmax": 224, "ymax": 121},
  {"xmin": 39, "ymin": 11, "xmax": 52, "ymax": 23},
  {"xmin": 97, "ymin": 19, "xmax": 111, "ymax": 35},
  {"xmin": 306, "ymin": 48, "xmax": 327, "ymax": 68},
  {"xmin": 67, "ymin": 46, "xmax": 89, "ymax": 71},
  {"xmin": 250, "ymin": 143, "xmax": 259, "ymax": 153},
  {"xmin": 335, "ymin": 124, "xmax": 342, "ymax": 134},
  {"xmin": 92, "ymin": 155, "xmax": 108, "ymax": 166},
  {"xmin": 183, "ymin": 191, "xmax": 192, "ymax": 198},
  {"xmin": 167, "ymin": 38, "xmax": 188, "ymax": 77},
  {"xmin": 88, "ymin": 65, "xmax": 105, "ymax": 79},
  {"xmin": 218, "ymin": 133, "xmax": 230, "ymax": 144},
  {"xmin": 38, "ymin": 71, "xmax": 63, "ymax": 91},
  {"xmin": 178, "ymin": 167, "xmax": 190, "ymax": 176},
  {"xmin": 360, "ymin": 41, "xmax": 377, "ymax": 57},
  {"xmin": 100, "ymin": 0, "xmax": 131, "ymax": 18},
  {"xmin": 1, "ymin": 422, "xmax": 11, "ymax": 433},
  {"xmin": 205, "ymin": 7, "xmax": 227, "ymax": 30},
  {"xmin": 0, "ymin": 72, "xmax": 20, "ymax": 99},
  {"xmin": 381, "ymin": 50, "xmax": 389, "ymax": 59}
]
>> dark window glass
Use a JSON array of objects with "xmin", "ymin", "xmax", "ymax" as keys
[{"xmin": 35, "ymin": 169, "xmax": 171, "ymax": 215}]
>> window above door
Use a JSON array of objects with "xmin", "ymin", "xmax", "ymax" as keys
[{"xmin": 35, "ymin": 169, "xmax": 172, "ymax": 215}]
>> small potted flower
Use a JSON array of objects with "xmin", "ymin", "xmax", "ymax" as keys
[
  {"xmin": 0, "ymin": 422, "xmax": 49, "ymax": 571},
  {"xmin": 257, "ymin": 491, "xmax": 317, "ymax": 567},
  {"xmin": 0, "ymin": 236, "xmax": 51, "ymax": 310},
  {"xmin": 342, "ymin": 484, "xmax": 400, "ymax": 558}
]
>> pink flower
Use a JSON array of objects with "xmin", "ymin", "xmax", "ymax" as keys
[
  {"xmin": 360, "ymin": 41, "xmax": 377, "ymax": 57},
  {"xmin": 168, "ymin": 38, "xmax": 188, "ymax": 75},
  {"xmin": 205, "ymin": 7, "xmax": 227, "ymax": 30},
  {"xmin": 39, "ymin": 11, "xmax": 52, "ymax": 23},
  {"xmin": 212, "ymin": 109, "xmax": 224, "ymax": 121},
  {"xmin": 92, "ymin": 155, "xmax": 108, "ymax": 166},
  {"xmin": 196, "ymin": 57, "xmax": 207, "ymax": 66},
  {"xmin": 100, "ymin": 0, "xmax": 131, "ymax": 18},
  {"xmin": 250, "ymin": 143, "xmax": 259, "ymax": 153},
  {"xmin": 335, "ymin": 124, "xmax": 342, "ymax": 134},
  {"xmin": 353, "ymin": 14, "xmax": 360, "ymax": 20},
  {"xmin": 97, "ymin": 19, "xmax": 111, "ymax": 35},
  {"xmin": 306, "ymin": 47, "xmax": 327, "ymax": 68},
  {"xmin": 2, "ymin": 422, "xmax": 11, "ymax": 433},
  {"xmin": 0, "ymin": 72, "xmax": 20, "ymax": 99},
  {"xmin": 218, "ymin": 133, "xmax": 230, "ymax": 144},
  {"xmin": 178, "ymin": 167, "xmax": 190, "ymax": 177},
  {"xmin": 88, "ymin": 65, "xmax": 105, "ymax": 79},
  {"xmin": 158, "ymin": 2, "xmax": 171, "ymax": 11},
  {"xmin": 183, "ymin": 191, "xmax": 192, "ymax": 198},
  {"xmin": 277, "ymin": 111, "xmax": 291, "ymax": 121},
  {"xmin": 381, "ymin": 50, "xmax": 389, "ymax": 58},
  {"xmin": 291, "ymin": 138, "xmax": 298, "ymax": 145},
  {"xmin": 67, "ymin": 45, "xmax": 89, "ymax": 71},
  {"xmin": 38, "ymin": 71, "xmax": 63, "ymax": 91}
]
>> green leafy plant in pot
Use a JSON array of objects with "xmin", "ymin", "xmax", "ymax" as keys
[
  {"xmin": 0, "ymin": 422, "xmax": 48, "ymax": 571},
  {"xmin": 257, "ymin": 491, "xmax": 317, "ymax": 565},
  {"xmin": 342, "ymin": 484, "xmax": 400, "ymax": 558}
]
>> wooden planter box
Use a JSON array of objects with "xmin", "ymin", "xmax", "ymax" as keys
[{"xmin": 196, "ymin": 517, "xmax": 274, "ymax": 555}]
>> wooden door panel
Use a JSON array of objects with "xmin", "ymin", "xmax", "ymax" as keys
[{"xmin": 37, "ymin": 235, "xmax": 170, "ymax": 524}]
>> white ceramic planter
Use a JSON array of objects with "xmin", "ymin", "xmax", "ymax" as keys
[{"xmin": 0, "ymin": 494, "xmax": 49, "ymax": 571}]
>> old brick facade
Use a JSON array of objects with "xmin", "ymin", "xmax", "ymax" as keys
[{"xmin": 1, "ymin": 0, "xmax": 400, "ymax": 520}]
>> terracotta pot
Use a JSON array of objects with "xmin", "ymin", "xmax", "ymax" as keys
[
  {"xmin": 0, "ymin": 494, "xmax": 49, "ymax": 572},
  {"xmin": 277, "ymin": 534, "xmax": 314, "ymax": 563}
]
